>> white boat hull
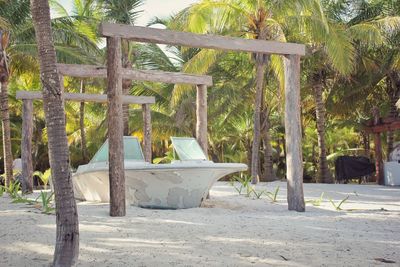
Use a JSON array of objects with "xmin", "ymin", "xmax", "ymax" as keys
[{"xmin": 73, "ymin": 161, "xmax": 247, "ymax": 209}]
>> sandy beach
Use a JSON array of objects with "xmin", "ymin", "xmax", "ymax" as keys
[{"xmin": 1, "ymin": 181, "xmax": 399, "ymax": 267}]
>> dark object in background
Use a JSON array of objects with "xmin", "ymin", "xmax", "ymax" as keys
[{"xmin": 335, "ymin": 156, "xmax": 375, "ymax": 183}]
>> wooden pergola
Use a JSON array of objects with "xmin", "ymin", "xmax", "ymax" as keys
[
  {"xmin": 98, "ymin": 23, "xmax": 307, "ymax": 214},
  {"xmin": 17, "ymin": 61, "xmax": 212, "ymax": 192}
]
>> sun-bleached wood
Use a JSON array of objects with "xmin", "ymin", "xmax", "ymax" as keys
[
  {"xmin": 142, "ymin": 104, "xmax": 152, "ymax": 162},
  {"xmin": 107, "ymin": 37, "xmax": 126, "ymax": 217},
  {"xmin": 16, "ymin": 90, "xmax": 155, "ymax": 104},
  {"xmin": 99, "ymin": 23, "xmax": 306, "ymax": 56},
  {"xmin": 372, "ymin": 107, "xmax": 384, "ymax": 185},
  {"xmin": 196, "ymin": 85, "xmax": 208, "ymax": 156},
  {"xmin": 284, "ymin": 55, "xmax": 305, "ymax": 212},
  {"xmin": 21, "ymin": 100, "xmax": 33, "ymax": 193},
  {"xmin": 57, "ymin": 64, "xmax": 213, "ymax": 86}
]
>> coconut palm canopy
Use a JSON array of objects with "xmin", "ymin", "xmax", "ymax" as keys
[{"xmin": 1, "ymin": 0, "xmax": 400, "ymax": 184}]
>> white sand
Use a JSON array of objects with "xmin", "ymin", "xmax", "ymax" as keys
[{"xmin": 1, "ymin": 182, "xmax": 399, "ymax": 267}]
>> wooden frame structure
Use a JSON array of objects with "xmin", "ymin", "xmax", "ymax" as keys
[
  {"xmin": 16, "ymin": 90, "xmax": 156, "ymax": 190},
  {"xmin": 27, "ymin": 60, "xmax": 212, "ymax": 216},
  {"xmin": 99, "ymin": 22, "xmax": 306, "ymax": 213}
]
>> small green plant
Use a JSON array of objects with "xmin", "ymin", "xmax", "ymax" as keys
[
  {"xmin": 251, "ymin": 188, "xmax": 265, "ymax": 199},
  {"xmin": 0, "ymin": 181, "xmax": 34, "ymax": 204},
  {"xmin": 329, "ymin": 195, "xmax": 350, "ymax": 211},
  {"xmin": 3, "ymin": 180, "xmax": 21, "ymax": 199},
  {"xmin": 11, "ymin": 195, "xmax": 34, "ymax": 204},
  {"xmin": 230, "ymin": 173, "xmax": 252, "ymax": 195},
  {"xmin": 0, "ymin": 185, "xmax": 4, "ymax": 197},
  {"xmin": 265, "ymin": 186, "xmax": 280, "ymax": 202},
  {"xmin": 33, "ymin": 169, "xmax": 51, "ymax": 190},
  {"xmin": 35, "ymin": 191, "xmax": 55, "ymax": 214},
  {"xmin": 305, "ymin": 192, "xmax": 325, "ymax": 207}
]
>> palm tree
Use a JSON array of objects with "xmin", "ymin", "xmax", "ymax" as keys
[
  {"xmin": 0, "ymin": 0, "xmax": 31, "ymax": 187},
  {"xmin": 0, "ymin": 29, "xmax": 13, "ymax": 187},
  {"xmin": 167, "ymin": 0, "xmax": 335, "ymax": 183},
  {"xmin": 51, "ymin": 0, "xmax": 103, "ymax": 162},
  {"xmin": 31, "ymin": 0, "xmax": 79, "ymax": 265},
  {"xmin": 1, "ymin": 0, "xmax": 100, "ymax": 191},
  {"xmin": 347, "ymin": 0, "xmax": 400, "ymax": 157},
  {"xmin": 101, "ymin": 0, "xmax": 144, "ymax": 135},
  {"xmin": 307, "ymin": 0, "xmax": 400, "ymax": 182}
]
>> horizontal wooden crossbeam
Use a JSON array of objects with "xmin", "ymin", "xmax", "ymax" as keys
[
  {"xmin": 99, "ymin": 23, "xmax": 306, "ymax": 56},
  {"xmin": 364, "ymin": 121, "xmax": 400, "ymax": 134},
  {"xmin": 16, "ymin": 90, "xmax": 155, "ymax": 104},
  {"xmin": 57, "ymin": 64, "xmax": 213, "ymax": 86}
]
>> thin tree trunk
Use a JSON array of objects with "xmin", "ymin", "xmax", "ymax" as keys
[
  {"xmin": 79, "ymin": 79, "xmax": 88, "ymax": 162},
  {"xmin": 261, "ymin": 105, "xmax": 275, "ymax": 182},
  {"xmin": 31, "ymin": 0, "xmax": 79, "ymax": 266},
  {"xmin": 251, "ymin": 57, "xmax": 266, "ymax": 184},
  {"xmin": 196, "ymin": 84, "xmax": 208, "ymax": 155},
  {"xmin": 372, "ymin": 107, "xmax": 384, "ymax": 184},
  {"xmin": 313, "ymin": 80, "xmax": 332, "ymax": 183},
  {"xmin": 142, "ymin": 103, "xmax": 152, "ymax": 162},
  {"xmin": 246, "ymin": 141, "xmax": 252, "ymax": 176},
  {"xmin": 0, "ymin": 80, "xmax": 13, "ymax": 186},
  {"xmin": 21, "ymin": 100, "xmax": 34, "ymax": 193}
]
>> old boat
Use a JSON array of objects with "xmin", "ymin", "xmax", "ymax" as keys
[{"xmin": 72, "ymin": 137, "xmax": 247, "ymax": 209}]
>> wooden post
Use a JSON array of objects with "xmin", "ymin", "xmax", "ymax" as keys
[
  {"xmin": 21, "ymin": 100, "xmax": 33, "ymax": 193},
  {"xmin": 142, "ymin": 104, "xmax": 152, "ymax": 162},
  {"xmin": 107, "ymin": 37, "xmax": 125, "ymax": 216},
  {"xmin": 372, "ymin": 107, "xmax": 384, "ymax": 185},
  {"xmin": 284, "ymin": 54, "xmax": 305, "ymax": 212},
  {"xmin": 196, "ymin": 84, "xmax": 208, "ymax": 156}
]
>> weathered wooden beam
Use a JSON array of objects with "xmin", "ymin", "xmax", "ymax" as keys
[
  {"xmin": 57, "ymin": 64, "xmax": 106, "ymax": 78},
  {"xmin": 21, "ymin": 100, "xmax": 33, "ymax": 193},
  {"xmin": 16, "ymin": 90, "xmax": 155, "ymax": 105},
  {"xmin": 107, "ymin": 37, "xmax": 125, "ymax": 217},
  {"xmin": 364, "ymin": 121, "xmax": 400, "ymax": 134},
  {"xmin": 372, "ymin": 107, "xmax": 384, "ymax": 185},
  {"xmin": 99, "ymin": 23, "xmax": 306, "ymax": 56},
  {"xmin": 196, "ymin": 84, "xmax": 208, "ymax": 156},
  {"xmin": 142, "ymin": 104, "xmax": 152, "ymax": 162},
  {"xmin": 284, "ymin": 54, "xmax": 305, "ymax": 212},
  {"xmin": 57, "ymin": 64, "xmax": 213, "ymax": 86}
]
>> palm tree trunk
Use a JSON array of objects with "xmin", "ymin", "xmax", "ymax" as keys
[
  {"xmin": 313, "ymin": 81, "xmax": 332, "ymax": 183},
  {"xmin": 80, "ymin": 80, "xmax": 88, "ymax": 162},
  {"xmin": 0, "ymin": 80, "xmax": 13, "ymax": 186},
  {"xmin": 0, "ymin": 29, "xmax": 13, "ymax": 187},
  {"xmin": 31, "ymin": 0, "xmax": 79, "ymax": 266},
  {"xmin": 251, "ymin": 58, "xmax": 266, "ymax": 184},
  {"xmin": 261, "ymin": 109, "xmax": 275, "ymax": 182}
]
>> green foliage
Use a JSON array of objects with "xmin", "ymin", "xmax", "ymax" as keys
[
  {"xmin": 230, "ymin": 173, "xmax": 252, "ymax": 195},
  {"xmin": 305, "ymin": 192, "xmax": 325, "ymax": 207},
  {"xmin": 329, "ymin": 195, "xmax": 350, "ymax": 211},
  {"xmin": 36, "ymin": 191, "xmax": 55, "ymax": 214},
  {"xmin": 2, "ymin": 0, "xmax": 400, "ymax": 187},
  {"xmin": 250, "ymin": 188, "xmax": 266, "ymax": 199},
  {"xmin": 0, "ymin": 180, "xmax": 34, "ymax": 204},
  {"xmin": 265, "ymin": 186, "xmax": 280, "ymax": 203},
  {"xmin": 153, "ymin": 150, "xmax": 174, "ymax": 164},
  {"xmin": 33, "ymin": 169, "xmax": 51, "ymax": 189},
  {"xmin": 1, "ymin": 180, "xmax": 21, "ymax": 199}
]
